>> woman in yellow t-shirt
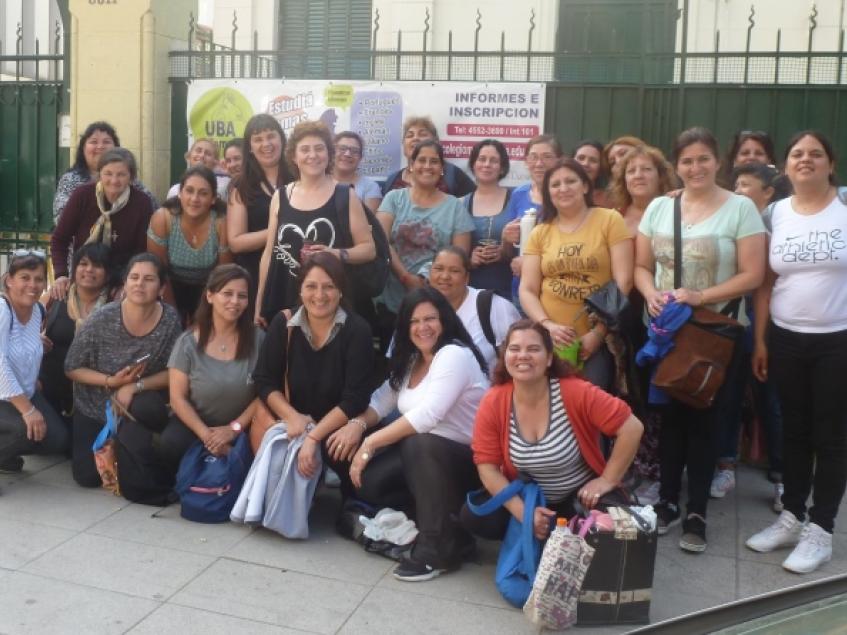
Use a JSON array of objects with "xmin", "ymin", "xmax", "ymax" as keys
[{"xmin": 519, "ymin": 158, "xmax": 633, "ymax": 389}]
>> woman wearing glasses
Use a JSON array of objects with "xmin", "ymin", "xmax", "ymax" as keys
[
  {"xmin": 0, "ymin": 250, "xmax": 70, "ymax": 474},
  {"xmin": 332, "ymin": 131, "xmax": 382, "ymax": 211}
]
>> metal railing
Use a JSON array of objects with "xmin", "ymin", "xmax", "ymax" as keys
[{"xmin": 169, "ymin": 5, "xmax": 847, "ymax": 86}]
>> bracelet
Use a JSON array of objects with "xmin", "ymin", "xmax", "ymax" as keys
[
  {"xmin": 306, "ymin": 433, "xmax": 321, "ymax": 443},
  {"xmin": 22, "ymin": 405, "xmax": 36, "ymax": 419},
  {"xmin": 104, "ymin": 375, "xmax": 111, "ymax": 389},
  {"xmin": 540, "ymin": 318, "xmax": 553, "ymax": 327},
  {"xmin": 349, "ymin": 418, "xmax": 367, "ymax": 433}
]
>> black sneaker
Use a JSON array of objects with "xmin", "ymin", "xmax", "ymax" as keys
[
  {"xmin": 0, "ymin": 456, "xmax": 23, "ymax": 474},
  {"xmin": 679, "ymin": 513, "xmax": 707, "ymax": 553},
  {"xmin": 392, "ymin": 557, "xmax": 447, "ymax": 582},
  {"xmin": 655, "ymin": 501, "xmax": 681, "ymax": 535}
]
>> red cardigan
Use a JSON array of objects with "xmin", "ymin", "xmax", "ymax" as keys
[{"xmin": 472, "ymin": 376, "xmax": 632, "ymax": 481}]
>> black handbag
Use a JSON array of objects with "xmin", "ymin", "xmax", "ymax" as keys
[{"xmin": 577, "ymin": 512, "xmax": 658, "ymax": 625}]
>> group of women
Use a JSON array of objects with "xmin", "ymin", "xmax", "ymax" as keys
[{"xmin": 0, "ymin": 116, "xmax": 841, "ymax": 589}]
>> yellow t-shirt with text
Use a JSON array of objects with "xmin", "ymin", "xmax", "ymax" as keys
[{"xmin": 525, "ymin": 207, "xmax": 631, "ymax": 335}]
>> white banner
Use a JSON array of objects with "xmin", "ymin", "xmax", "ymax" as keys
[{"xmin": 185, "ymin": 79, "xmax": 546, "ymax": 186}]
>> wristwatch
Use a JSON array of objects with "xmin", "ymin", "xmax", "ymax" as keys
[
  {"xmin": 229, "ymin": 420, "xmax": 243, "ymax": 434},
  {"xmin": 339, "ymin": 248, "xmax": 350, "ymax": 263},
  {"xmin": 134, "ymin": 379, "xmax": 145, "ymax": 394}
]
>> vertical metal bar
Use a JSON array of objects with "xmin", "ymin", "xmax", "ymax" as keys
[
  {"xmin": 834, "ymin": 30, "xmax": 844, "ymax": 145},
  {"xmin": 677, "ymin": 0, "xmax": 689, "ymax": 132},
  {"xmin": 526, "ymin": 9, "xmax": 535, "ymax": 82},
  {"xmin": 396, "ymin": 30, "xmax": 401, "ymax": 81},
  {"xmin": 252, "ymin": 30, "xmax": 258, "ymax": 79},
  {"xmin": 371, "ymin": 9, "xmax": 380, "ymax": 79},
  {"xmin": 500, "ymin": 31, "xmax": 505, "ymax": 81},
  {"xmin": 807, "ymin": 4, "xmax": 818, "ymax": 85},
  {"xmin": 447, "ymin": 31, "xmax": 452, "ymax": 81},
  {"xmin": 473, "ymin": 10, "xmax": 481, "ymax": 82},
  {"xmin": 774, "ymin": 29, "xmax": 781, "ymax": 83},
  {"xmin": 713, "ymin": 31, "xmax": 720, "ymax": 83},
  {"xmin": 743, "ymin": 5, "xmax": 755, "ymax": 84},
  {"xmin": 422, "ymin": 8, "xmax": 430, "ymax": 81}
]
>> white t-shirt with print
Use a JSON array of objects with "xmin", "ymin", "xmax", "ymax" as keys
[{"xmin": 769, "ymin": 196, "xmax": 847, "ymax": 333}]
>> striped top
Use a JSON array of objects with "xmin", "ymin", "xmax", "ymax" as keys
[
  {"xmin": 0, "ymin": 299, "xmax": 43, "ymax": 400},
  {"xmin": 509, "ymin": 378, "xmax": 594, "ymax": 503}
]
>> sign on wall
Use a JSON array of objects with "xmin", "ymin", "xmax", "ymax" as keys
[{"xmin": 186, "ymin": 79, "xmax": 546, "ymax": 186}]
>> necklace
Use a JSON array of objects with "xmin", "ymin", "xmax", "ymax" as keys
[{"xmin": 557, "ymin": 208, "xmax": 590, "ymax": 233}]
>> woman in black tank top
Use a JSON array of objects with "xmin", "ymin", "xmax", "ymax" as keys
[
  {"xmin": 255, "ymin": 121, "xmax": 376, "ymax": 324},
  {"xmin": 227, "ymin": 114, "xmax": 291, "ymax": 302}
]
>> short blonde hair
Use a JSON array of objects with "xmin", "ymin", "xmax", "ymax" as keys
[
  {"xmin": 609, "ymin": 145, "xmax": 676, "ymax": 210},
  {"xmin": 284, "ymin": 121, "xmax": 334, "ymax": 179},
  {"xmin": 403, "ymin": 116, "xmax": 438, "ymax": 140}
]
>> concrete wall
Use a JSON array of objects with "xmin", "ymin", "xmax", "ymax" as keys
[
  {"xmin": 682, "ymin": 0, "xmax": 846, "ymax": 52},
  {"xmin": 68, "ymin": 0, "xmax": 194, "ymax": 197}
]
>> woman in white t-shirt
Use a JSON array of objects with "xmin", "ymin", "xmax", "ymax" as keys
[
  {"xmin": 345, "ymin": 286, "xmax": 489, "ymax": 582},
  {"xmin": 746, "ymin": 131, "xmax": 847, "ymax": 574},
  {"xmin": 429, "ymin": 246, "xmax": 520, "ymax": 371},
  {"xmin": 635, "ymin": 127, "xmax": 766, "ymax": 553}
]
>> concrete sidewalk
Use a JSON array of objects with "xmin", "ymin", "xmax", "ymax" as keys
[{"xmin": 0, "ymin": 459, "xmax": 844, "ymax": 634}]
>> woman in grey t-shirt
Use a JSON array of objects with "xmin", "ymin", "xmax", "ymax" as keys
[
  {"xmin": 65, "ymin": 253, "xmax": 182, "ymax": 489},
  {"xmin": 160, "ymin": 264, "xmax": 263, "ymax": 471}
]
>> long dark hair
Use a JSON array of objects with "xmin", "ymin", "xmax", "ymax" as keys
[
  {"xmin": 572, "ymin": 139, "xmax": 609, "ymax": 189},
  {"xmin": 193, "ymin": 264, "xmax": 255, "ymax": 360},
  {"xmin": 388, "ymin": 286, "xmax": 487, "ymax": 391},
  {"xmin": 539, "ymin": 158, "xmax": 594, "ymax": 223},
  {"xmin": 163, "ymin": 165, "xmax": 226, "ymax": 215},
  {"xmin": 232, "ymin": 114, "xmax": 292, "ymax": 206},
  {"xmin": 491, "ymin": 319, "xmax": 574, "ymax": 385},
  {"xmin": 784, "ymin": 130, "xmax": 838, "ymax": 186},
  {"xmin": 72, "ymin": 121, "xmax": 119, "ymax": 175}
]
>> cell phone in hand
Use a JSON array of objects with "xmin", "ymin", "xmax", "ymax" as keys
[{"xmin": 133, "ymin": 354, "xmax": 151, "ymax": 366}]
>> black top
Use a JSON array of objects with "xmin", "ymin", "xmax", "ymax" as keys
[
  {"xmin": 235, "ymin": 186, "xmax": 273, "ymax": 301},
  {"xmin": 39, "ymin": 300, "xmax": 75, "ymax": 416},
  {"xmin": 260, "ymin": 185, "xmax": 344, "ymax": 321},
  {"xmin": 252, "ymin": 310, "xmax": 374, "ymax": 422},
  {"xmin": 380, "ymin": 162, "xmax": 476, "ymax": 198}
]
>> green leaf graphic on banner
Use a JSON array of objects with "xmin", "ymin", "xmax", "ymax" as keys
[
  {"xmin": 324, "ymin": 85, "xmax": 354, "ymax": 109},
  {"xmin": 189, "ymin": 87, "xmax": 254, "ymax": 156}
]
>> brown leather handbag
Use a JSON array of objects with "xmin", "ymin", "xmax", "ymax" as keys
[{"xmin": 652, "ymin": 196, "xmax": 744, "ymax": 409}]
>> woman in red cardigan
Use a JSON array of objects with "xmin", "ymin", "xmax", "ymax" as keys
[{"xmin": 462, "ymin": 319, "xmax": 643, "ymax": 540}]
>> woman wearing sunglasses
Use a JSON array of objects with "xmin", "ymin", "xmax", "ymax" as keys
[{"xmin": 0, "ymin": 250, "xmax": 70, "ymax": 474}]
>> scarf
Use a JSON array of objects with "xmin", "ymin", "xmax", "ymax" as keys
[
  {"xmin": 85, "ymin": 181, "xmax": 131, "ymax": 247},
  {"xmin": 66, "ymin": 284, "xmax": 108, "ymax": 332}
]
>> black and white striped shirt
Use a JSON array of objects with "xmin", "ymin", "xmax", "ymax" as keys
[{"xmin": 509, "ymin": 378, "xmax": 594, "ymax": 503}]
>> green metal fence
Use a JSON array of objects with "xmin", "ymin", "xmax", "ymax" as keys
[
  {"xmin": 0, "ymin": 22, "xmax": 67, "ymax": 253},
  {"xmin": 169, "ymin": 3, "xmax": 847, "ymax": 179}
]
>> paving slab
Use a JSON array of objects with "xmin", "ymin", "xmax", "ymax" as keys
[
  {"xmin": 0, "ymin": 571, "xmax": 158, "ymax": 635},
  {"xmin": 128, "ymin": 603, "xmax": 307, "ymax": 635},
  {"xmin": 0, "ymin": 478, "xmax": 128, "ymax": 531},
  {"xmin": 22, "ymin": 532, "xmax": 215, "ymax": 601},
  {"xmin": 337, "ymin": 586, "xmax": 532, "ymax": 635},
  {"xmin": 0, "ymin": 517, "xmax": 77, "ymax": 570},
  {"xmin": 171, "ymin": 557, "xmax": 371, "ymax": 634},
  {"xmin": 87, "ymin": 502, "xmax": 255, "ymax": 558}
]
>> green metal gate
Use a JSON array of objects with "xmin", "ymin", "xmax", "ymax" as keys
[
  {"xmin": 0, "ymin": 20, "xmax": 68, "ymax": 250},
  {"xmin": 169, "ymin": 2, "xmax": 847, "ymax": 179}
]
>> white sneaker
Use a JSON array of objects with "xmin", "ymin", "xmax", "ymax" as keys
[
  {"xmin": 782, "ymin": 523, "xmax": 832, "ymax": 574},
  {"xmin": 710, "ymin": 469, "xmax": 736, "ymax": 498},
  {"xmin": 773, "ymin": 483, "xmax": 784, "ymax": 513},
  {"xmin": 746, "ymin": 510, "xmax": 803, "ymax": 553}
]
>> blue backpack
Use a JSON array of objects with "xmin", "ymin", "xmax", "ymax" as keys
[
  {"xmin": 175, "ymin": 433, "xmax": 253, "ymax": 523},
  {"xmin": 466, "ymin": 478, "xmax": 546, "ymax": 607}
]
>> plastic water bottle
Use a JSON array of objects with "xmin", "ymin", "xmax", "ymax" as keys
[{"xmin": 519, "ymin": 207, "xmax": 537, "ymax": 255}]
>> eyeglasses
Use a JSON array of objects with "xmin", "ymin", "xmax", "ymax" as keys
[
  {"xmin": 10, "ymin": 248, "xmax": 46, "ymax": 261},
  {"xmin": 526, "ymin": 153, "xmax": 556, "ymax": 164},
  {"xmin": 336, "ymin": 145, "xmax": 362, "ymax": 157}
]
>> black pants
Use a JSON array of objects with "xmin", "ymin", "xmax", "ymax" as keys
[
  {"xmin": 72, "ymin": 391, "xmax": 169, "ymax": 487},
  {"xmin": 658, "ymin": 338, "xmax": 745, "ymax": 518},
  {"xmin": 0, "ymin": 391, "xmax": 70, "ymax": 464},
  {"xmin": 357, "ymin": 433, "xmax": 480, "ymax": 568},
  {"xmin": 768, "ymin": 322, "xmax": 847, "ymax": 533}
]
